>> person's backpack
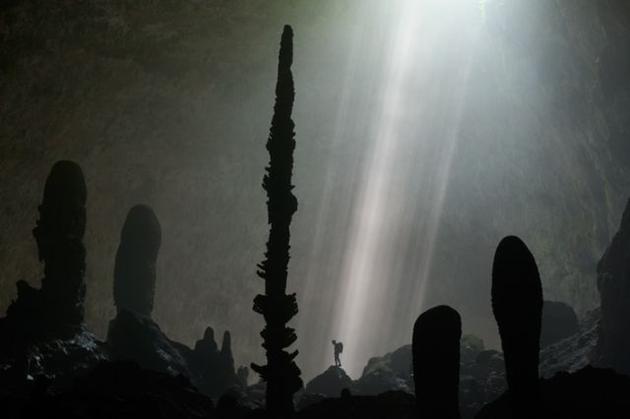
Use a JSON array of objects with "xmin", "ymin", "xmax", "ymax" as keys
[{"xmin": 338, "ymin": 342, "xmax": 343, "ymax": 353}]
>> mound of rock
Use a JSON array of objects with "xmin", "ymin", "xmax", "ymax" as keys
[{"xmin": 305, "ymin": 366, "xmax": 353, "ymax": 398}]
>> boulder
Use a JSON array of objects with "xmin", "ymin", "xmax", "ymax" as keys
[{"xmin": 541, "ymin": 301, "xmax": 578, "ymax": 348}]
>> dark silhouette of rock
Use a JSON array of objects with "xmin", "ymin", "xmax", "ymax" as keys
[
  {"xmin": 106, "ymin": 205, "xmax": 244, "ymax": 399},
  {"xmin": 355, "ymin": 345, "xmax": 413, "ymax": 395},
  {"xmin": 475, "ymin": 366, "xmax": 630, "ymax": 419},
  {"xmin": 0, "ymin": 162, "xmax": 108, "ymax": 388},
  {"xmin": 190, "ymin": 327, "xmax": 218, "ymax": 387},
  {"xmin": 412, "ymin": 305, "xmax": 462, "ymax": 419},
  {"xmin": 218, "ymin": 330, "xmax": 238, "ymax": 393},
  {"xmin": 594, "ymin": 197, "xmax": 630, "ymax": 375},
  {"xmin": 237, "ymin": 366, "xmax": 250, "ymax": 388},
  {"xmin": 540, "ymin": 300, "xmax": 578, "ymax": 348},
  {"xmin": 478, "ymin": 237, "xmax": 630, "ymax": 419},
  {"xmin": 188, "ymin": 327, "xmax": 241, "ymax": 398},
  {"xmin": 460, "ymin": 335, "xmax": 485, "ymax": 364},
  {"xmin": 251, "ymin": 24, "xmax": 302, "ymax": 417},
  {"xmin": 539, "ymin": 309, "xmax": 599, "ymax": 379},
  {"xmin": 221, "ymin": 331, "xmax": 234, "ymax": 367},
  {"xmin": 113, "ymin": 204, "xmax": 161, "ymax": 318},
  {"xmin": 0, "ymin": 161, "xmax": 108, "ymax": 387},
  {"xmin": 491, "ymin": 236, "xmax": 542, "ymax": 417},
  {"xmin": 107, "ymin": 205, "xmax": 192, "ymax": 377},
  {"xmin": 296, "ymin": 390, "xmax": 415, "ymax": 419},
  {"xmin": 11, "ymin": 361, "xmax": 217, "ymax": 419},
  {"xmin": 35, "ymin": 161, "xmax": 88, "ymax": 331},
  {"xmin": 0, "ymin": 161, "xmax": 88, "ymax": 348},
  {"xmin": 349, "ymin": 336, "xmax": 505, "ymax": 417},
  {"xmin": 107, "ymin": 309, "xmax": 191, "ymax": 377},
  {"xmin": 304, "ymin": 366, "xmax": 353, "ymax": 398},
  {"xmin": 198, "ymin": 327, "xmax": 219, "ymax": 353},
  {"xmin": 460, "ymin": 342, "xmax": 507, "ymax": 418}
]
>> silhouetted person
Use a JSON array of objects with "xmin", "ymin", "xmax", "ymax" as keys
[
  {"xmin": 412, "ymin": 305, "xmax": 461, "ymax": 419},
  {"xmin": 113, "ymin": 205, "xmax": 161, "ymax": 318},
  {"xmin": 492, "ymin": 236, "xmax": 543, "ymax": 418},
  {"xmin": 332, "ymin": 340, "xmax": 343, "ymax": 367}
]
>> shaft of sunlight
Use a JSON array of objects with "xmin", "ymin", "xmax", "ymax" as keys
[{"xmin": 332, "ymin": 0, "xmax": 424, "ymax": 377}]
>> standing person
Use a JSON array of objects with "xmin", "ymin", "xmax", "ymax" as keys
[{"xmin": 332, "ymin": 340, "xmax": 343, "ymax": 367}]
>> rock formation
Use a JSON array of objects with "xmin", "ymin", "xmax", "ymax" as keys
[
  {"xmin": 113, "ymin": 204, "xmax": 161, "ymax": 318},
  {"xmin": 354, "ymin": 345, "xmax": 413, "ymax": 396},
  {"xmin": 107, "ymin": 205, "xmax": 190, "ymax": 376},
  {"xmin": 251, "ymin": 24, "xmax": 303, "ymax": 417},
  {"xmin": 540, "ymin": 300, "xmax": 578, "ymax": 348},
  {"xmin": 594, "ymin": 198, "xmax": 630, "ymax": 374},
  {"xmin": 0, "ymin": 161, "xmax": 88, "ymax": 347},
  {"xmin": 187, "ymin": 326, "xmax": 242, "ymax": 397},
  {"xmin": 106, "ymin": 206, "xmax": 243, "ymax": 398},
  {"xmin": 304, "ymin": 366, "xmax": 353, "ymax": 398},
  {"xmin": 36, "ymin": 161, "xmax": 88, "ymax": 333},
  {"xmin": 412, "ymin": 305, "xmax": 462, "ymax": 419},
  {"xmin": 491, "ymin": 236, "xmax": 543, "ymax": 417},
  {"xmin": 0, "ymin": 161, "xmax": 108, "ymax": 386}
]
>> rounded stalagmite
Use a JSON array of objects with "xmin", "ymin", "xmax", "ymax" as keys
[
  {"xmin": 412, "ymin": 304, "xmax": 462, "ymax": 419},
  {"xmin": 113, "ymin": 205, "xmax": 162, "ymax": 318},
  {"xmin": 491, "ymin": 235, "xmax": 543, "ymax": 417},
  {"xmin": 34, "ymin": 160, "xmax": 88, "ymax": 329}
]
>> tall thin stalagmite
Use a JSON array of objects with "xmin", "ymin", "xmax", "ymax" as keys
[
  {"xmin": 491, "ymin": 235, "xmax": 543, "ymax": 417},
  {"xmin": 251, "ymin": 25, "xmax": 302, "ymax": 417}
]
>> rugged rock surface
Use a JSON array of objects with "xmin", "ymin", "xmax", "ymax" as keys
[
  {"xmin": 540, "ymin": 301, "xmax": 579, "ymax": 348},
  {"xmin": 0, "ymin": 327, "xmax": 109, "ymax": 391},
  {"xmin": 355, "ymin": 345, "xmax": 413, "ymax": 395},
  {"xmin": 300, "ymin": 336, "xmax": 506, "ymax": 418},
  {"xmin": 2, "ymin": 361, "xmax": 218, "ymax": 419},
  {"xmin": 460, "ymin": 349, "xmax": 507, "ymax": 419},
  {"xmin": 594, "ymin": 198, "xmax": 630, "ymax": 374},
  {"xmin": 107, "ymin": 310, "xmax": 244, "ymax": 399},
  {"xmin": 107, "ymin": 309, "xmax": 191, "ymax": 377},
  {"xmin": 107, "ymin": 204, "xmax": 242, "ymax": 398},
  {"xmin": 189, "ymin": 327, "xmax": 241, "ymax": 398},
  {"xmin": 304, "ymin": 366, "xmax": 353, "ymax": 398},
  {"xmin": 539, "ymin": 309, "xmax": 599, "ymax": 379}
]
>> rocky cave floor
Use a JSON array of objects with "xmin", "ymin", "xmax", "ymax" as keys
[{"xmin": 1, "ymin": 306, "xmax": 629, "ymax": 419}]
